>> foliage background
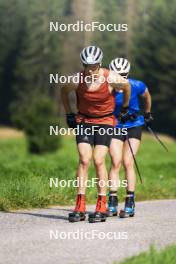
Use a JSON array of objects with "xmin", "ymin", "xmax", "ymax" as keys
[
  {"xmin": 0, "ymin": 0, "xmax": 176, "ymax": 136},
  {"xmin": 0, "ymin": 0, "xmax": 176, "ymax": 209}
]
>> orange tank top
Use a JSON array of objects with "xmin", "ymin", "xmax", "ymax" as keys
[{"xmin": 76, "ymin": 68, "xmax": 116, "ymax": 126}]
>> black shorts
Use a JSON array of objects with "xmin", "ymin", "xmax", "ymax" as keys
[
  {"xmin": 76, "ymin": 123, "xmax": 114, "ymax": 147},
  {"xmin": 112, "ymin": 126, "xmax": 142, "ymax": 142}
]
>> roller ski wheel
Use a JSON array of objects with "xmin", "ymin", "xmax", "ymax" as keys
[
  {"xmin": 107, "ymin": 207, "xmax": 118, "ymax": 217},
  {"xmin": 119, "ymin": 209, "xmax": 134, "ymax": 218},
  {"xmin": 68, "ymin": 211, "xmax": 86, "ymax": 222},
  {"xmin": 88, "ymin": 212, "xmax": 107, "ymax": 223}
]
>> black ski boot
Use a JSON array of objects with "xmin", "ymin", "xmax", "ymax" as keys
[
  {"xmin": 107, "ymin": 193, "xmax": 118, "ymax": 217},
  {"xmin": 119, "ymin": 193, "xmax": 135, "ymax": 218}
]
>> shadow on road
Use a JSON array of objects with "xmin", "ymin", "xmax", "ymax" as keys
[
  {"xmin": 6, "ymin": 208, "xmax": 93, "ymax": 221},
  {"xmin": 7, "ymin": 209, "xmax": 71, "ymax": 221},
  {"xmin": 55, "ymin": 208, "xmax": 93, "ymax": 214}
]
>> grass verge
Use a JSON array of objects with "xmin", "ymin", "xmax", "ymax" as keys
[
  {"xmin": 0, "ymin": 133, "xmax": 176, "ymax": 210},
  {"xmin": 115, "ymin": 244, "xmax": 176, "ymax": 264}
]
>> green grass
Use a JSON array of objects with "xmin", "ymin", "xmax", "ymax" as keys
[
  {"xmin": 0, "ymin": 134, "xmax": 176, "ymax": 211},
  {"xmin": 115, "ymin": 244, "xmax": 176, "ymax": 264}
]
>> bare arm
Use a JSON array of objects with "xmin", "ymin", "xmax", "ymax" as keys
[
  {"xmin": 61, "ymin": 82, "xmax": 77, "ymax": 114},
  {"xmin": 141, "ymin": 88, "xmax": 152, "ymax": 113}
]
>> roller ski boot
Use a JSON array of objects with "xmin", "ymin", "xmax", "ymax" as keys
[
  {"xmin": 88, "ymin": 195, "xmax": 107, "ymax": 223},
  {"xmin": 107, "ymin": 192, "xmax": 118, "ymax": 217},
  {"xmin": 119, "ymin": 193, "xmax": 135, "ymax": 218},
  {"xmin": 68, "ymin": 194, "xmax": 86, "ymax": 222}
]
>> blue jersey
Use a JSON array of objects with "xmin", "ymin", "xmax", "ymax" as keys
[{"xmin": 114, "ymin": 78, "xmax": 147, "ymax": 128}]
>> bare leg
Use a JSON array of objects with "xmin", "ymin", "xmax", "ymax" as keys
[
  {"xmin": 76, "ymin": 143, "xmax": 92, "ymax": 194},
  {"xmin": 109, "ymin": 138, "xmax": 124, "ymax": 192},
  {"xmin": 93, "ymin": 145, "xmax": 109, "ymax": 195}
]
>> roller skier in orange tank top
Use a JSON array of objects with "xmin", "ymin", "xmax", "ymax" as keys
[{"xmin": 61, "ymin": 46, "xmax": 131, "ymax": 223}]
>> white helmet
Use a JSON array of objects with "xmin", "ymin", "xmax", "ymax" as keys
[
  {"xmin": 109, "ymin": 58, "xmax": 130, "ymax": 74},
  {"xmin": 80, "ymin": 46, "xmax": 103, "ymax": 65}
]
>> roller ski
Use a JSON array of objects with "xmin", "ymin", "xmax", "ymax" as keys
[
  {"xmin": 107, "ymin": 192, "xmax": 118, "ymax": 217},
  {"xmin": 68, "ymin": 194, "xmax": 86, "ymax": 222},
  {"xmin": 119, "ymin": 193, "xmax": 135, "ymax": 218},
  {"xmin": 68, "ymin": 211, "xmax": 86, "ymax": 222},
  {"xmin": 88, "ymin": 195, "xmax": 107, "ymax": 223}
]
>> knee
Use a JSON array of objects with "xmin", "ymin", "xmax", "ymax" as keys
[
  {"xmin": 80, "ymin": 156, "xmax": 91, "ymax": 168},
  {"xmin": 112, "ymin": 159, "xmax": 121, "ymax": 170},
  {"xmin": 123, "ymin": 158, "xmax": 134, "ymax": 170},
  {"xmin": 94, "ymin": 156, "xmax": 104, "ymax": 168}
]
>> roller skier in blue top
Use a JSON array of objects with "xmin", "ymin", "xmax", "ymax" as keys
[{"xmin": 107, "ymin": 58, "xmax": 153, "ymax": 218}]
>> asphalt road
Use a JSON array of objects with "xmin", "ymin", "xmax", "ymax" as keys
[{"xmin": 0, "ymin": 200, "xmax": 176, "ymax": 264}]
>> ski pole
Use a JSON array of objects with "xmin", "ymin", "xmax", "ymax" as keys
[
  {"xmin": 145, "ymin": 125, "xmax": 168, "ymax": 152},
  {"xmin": 126, "ymin": 134, "xmax": 143, "ymax": 184}
]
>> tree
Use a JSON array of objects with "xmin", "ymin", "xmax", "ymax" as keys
[
  {"xmin": 133, "ymin": 0, "xmax": 176, "ymax": 135},
  {"xmin": 10, "ymin": 0, "xmax": 65, "ymax": 153},
  {"xmin": 0, "ymin": 0, "xmax": 24, "ymax": 124}
]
